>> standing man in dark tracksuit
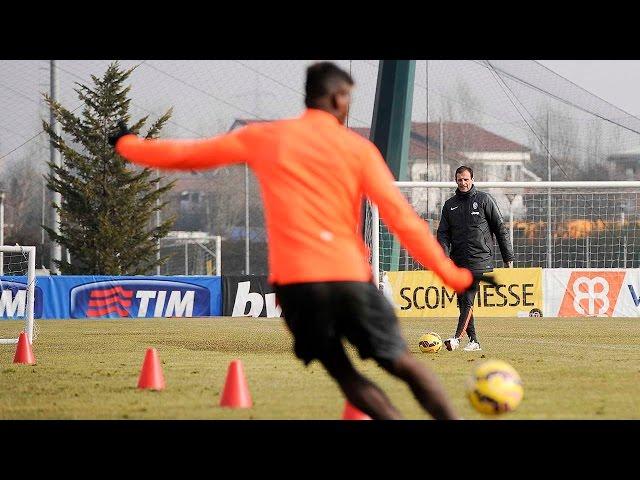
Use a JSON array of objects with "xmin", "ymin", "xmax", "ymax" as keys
[{"xmin": 437, "ymin": 166, "xmax": 515, "ymax": 352}]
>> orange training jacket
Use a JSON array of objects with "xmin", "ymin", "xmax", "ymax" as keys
[{"xmin": 116, "ymin": 108, "xmax": 472, "ymax": 292}]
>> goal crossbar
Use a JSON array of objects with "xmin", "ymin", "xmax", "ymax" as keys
[{"xmin": 394, "ymin": 181, "xmax": 640, "ymax": 188}]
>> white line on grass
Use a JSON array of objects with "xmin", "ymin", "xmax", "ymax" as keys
[{"xmin": 496, "ymin": 336, "xmax": 640, "ymax": 352}]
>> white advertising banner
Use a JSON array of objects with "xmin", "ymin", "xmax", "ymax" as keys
[{"xmin": 544, "ymin": 269, "xmax": 640, "ymax": 317}]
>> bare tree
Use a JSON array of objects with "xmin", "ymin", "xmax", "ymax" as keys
[{"xmin": 2, "ymin": 148, "xmax": 47, "ymax": 263}]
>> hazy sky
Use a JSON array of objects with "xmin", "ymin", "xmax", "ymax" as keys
[
  {"xmin": 538, "ymin": 60, "xmax": 640, "ymax": 117},
  {"xmin": 4, "ymin": 60, "xmax": 640, "ymax": 171}
]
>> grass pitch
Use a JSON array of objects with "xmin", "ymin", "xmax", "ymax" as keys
[{"xmin": 1, "ymin": 316, "xmax": 639, "ymax": 419}]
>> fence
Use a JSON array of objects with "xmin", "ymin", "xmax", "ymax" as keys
[{"xmin": 367, "ymin": 181, "xmax": 640, "ymax": 285}]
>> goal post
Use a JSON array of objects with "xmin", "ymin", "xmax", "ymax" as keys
[
  {"xmin": 158, "ymin": 232, "xmax": 222, "ymax": 276},
  {"xmin": 366, "ymin": 181, "xmax": 640, "ymax": 285},
  {"xmin": 0, "ymin": 245, "xmax": 37, "ymax": 344}
]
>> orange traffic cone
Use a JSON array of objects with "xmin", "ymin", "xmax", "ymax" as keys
[
  {"xmin": 342, "ymin": 401, "xmax": 372, "ymax": 420},
  {"xmin": 13, "ymin": 331, "xmax": 35, "ymax": 365},
  {"xmin": 137, "ymin": 348, "xmax": 165, "ymax": 390},
  {"xmin": 220, "ymin": 359, "xmax": 253, "ymax": 408}
]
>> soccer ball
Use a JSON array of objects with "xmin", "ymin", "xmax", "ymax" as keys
[
  {"xmin": 418, "ymin": 332, "xmax": 442, "ymax": 353},
  {"xmin": 466, "ymin": 359, "xmax": 524, "ymax": 415}
]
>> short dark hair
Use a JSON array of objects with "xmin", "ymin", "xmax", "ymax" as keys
[
  {"xmin": 305, "ymin": 62, "xmax": 354, "ymax": 108},
  {"xmin": 455, "ymin": 165, "xmax": 473, "ymax": 179}
]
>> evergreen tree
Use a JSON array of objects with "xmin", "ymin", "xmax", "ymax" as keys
[{"xmin": 42, "ymin": 62, "xmax": 175, "ymax": 275}]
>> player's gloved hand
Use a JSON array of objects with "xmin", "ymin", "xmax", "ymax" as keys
[
  {"xmin": 108, "ymin": 120, "xmax": 134, "ymax": 147},
  {"xmin": 472, "ymin": 272, "xmax": 499, "ymax": 288},
  {"xmin": 449, "ymin": 267, "xmax": 474, "ymax": 294}
]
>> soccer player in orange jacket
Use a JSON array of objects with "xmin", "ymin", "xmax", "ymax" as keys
[{"xmin": 110, "ymin": 62, "xmax": 474, "ymax": 420}]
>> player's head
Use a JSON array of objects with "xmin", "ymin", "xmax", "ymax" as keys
[
  {"xmin": 455, "ymin": 165, "xmax": 474, "ymax": 192},
  {"xmin": 305, "ymin": 62, "xmax": 354, "ymax": 125}
]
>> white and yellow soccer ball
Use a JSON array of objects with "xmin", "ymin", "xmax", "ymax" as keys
[
  {"xmin": 466, "ymin": 359, "xmax": 524, "ymax": 415},
  {"xmin": 418, "ymin": 332, "xmax": 442, "ymax": 353}
]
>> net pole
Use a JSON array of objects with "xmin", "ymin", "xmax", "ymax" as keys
[
  {"xmin": 372, "ymin": 204, "xmax": 380, "ymax": 286},
  {"xmin": 41, "ymin": 177, "xmax": 45, "ymax": 246},
  {"xmin": 509, "ymin": 201, "xmax": 514, "ymax": 248},
  {"xmin": 26, "ymin": 247, "xmax": 35, "ymax": 344},
  {"xmin": 0, "ymin": 189, "xmax": 4, "ymax": 276},
  {"xmin": 216, "ymin": 235, "xmax": 221, "ymax": 276}
]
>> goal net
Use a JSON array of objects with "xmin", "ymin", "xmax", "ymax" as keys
[
  {"xmin": 0, "ymin": 245, "xmax": 37, "ymax": 344},
  {"xmin": 365, "ymin": 181, "xmax": 640, "ymax": 285},
  {"xmin": 158, "ymin": 232, "xmax": 222, "ymax": 276}
]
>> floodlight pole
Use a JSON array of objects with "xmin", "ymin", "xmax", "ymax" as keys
[
  {"xmin": 439, "ymin": 117, "xmax": 445, "ymax": 221},
  {"xmin": 245, "ymin": 163, "xmax": 250, "ymax": 275},
  {"xmin": 156, "ymin": 168, "xmax": 161, "ymax": 275},
  {"xmin": 49, "ymin": 60, "xmax": 62, "ymax": 274},
  {"xmin": 439, "ymin": 117, "xmax": 444, "ymax": 181},
  {"xmin": 546, "ymin": 112, "xmax": 552, "ymax": 269}
]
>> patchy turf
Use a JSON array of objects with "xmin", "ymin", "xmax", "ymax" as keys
[{"xmin": 0, "ymin": 316, "xmax": 639, "ymax": 419}]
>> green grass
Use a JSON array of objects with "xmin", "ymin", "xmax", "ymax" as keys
[{"xmin": 0, "ymin": 316, "xmax": 639, "ymax": 419}]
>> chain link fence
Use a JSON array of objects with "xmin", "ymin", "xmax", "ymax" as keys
[{"xmin": 3, "ymin": 60, "xmax": 640, "ymax": 274}]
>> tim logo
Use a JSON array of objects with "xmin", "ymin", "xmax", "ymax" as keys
[
  {"xmin": 559, "ymin": 272, "xmax": 625, "ymax": 317},
  {"xmin": 0, "ymin": 281, "xmax": 44, "ymax": 319},
  {"xmin": 70, "ymin": 280, "xmax": 210, "ymax": 318}
]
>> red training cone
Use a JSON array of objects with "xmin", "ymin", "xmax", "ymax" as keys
[
  {"xmin": 13, "ymin": 331, "xmax": 35, "ymax": 365},
  {"xmin": 137, "ymin": 348, "xmax": 165, "ymax": 390},
  {"xmin": 342, "ymin": 401, "xmax": 372, "ymax": 420},
  {"xmin": 219, "ymin": 359, "xmax": 253, "ymax": 408}
]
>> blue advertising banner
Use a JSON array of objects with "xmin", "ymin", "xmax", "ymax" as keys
[
  {"xmin": 0, "ymin": 280, "xmax": 44, "ymax": 318},
  {"xmin": 0, "ymin": 276, "xmax": 222, "ymax": 319}
]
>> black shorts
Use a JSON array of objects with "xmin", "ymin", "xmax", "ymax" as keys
[{"xmin": 274, "ymin": 281, "xmax": 407, "ymax": 366}]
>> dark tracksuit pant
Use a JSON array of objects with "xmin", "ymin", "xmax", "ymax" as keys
[{"xmin": 454, "ymin": 280, "xmax": 480, "ymax": 342}]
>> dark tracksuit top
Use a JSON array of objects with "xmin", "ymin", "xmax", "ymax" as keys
[
  {"xmin": 436, "ymin": 185, "xmax": 514, "ymax": 273},
  {"xmin": 436, "ymin": 185, "xmax": 515, "ymax": 341}
]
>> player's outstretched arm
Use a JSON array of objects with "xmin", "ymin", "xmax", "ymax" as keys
[
  {"xmin": 361, "ymin": 143, "xmax": 472, "ymax": 294},
  {"xmin": 109, "ymin": 120, "xmax": 252, "ymax": 171}
]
